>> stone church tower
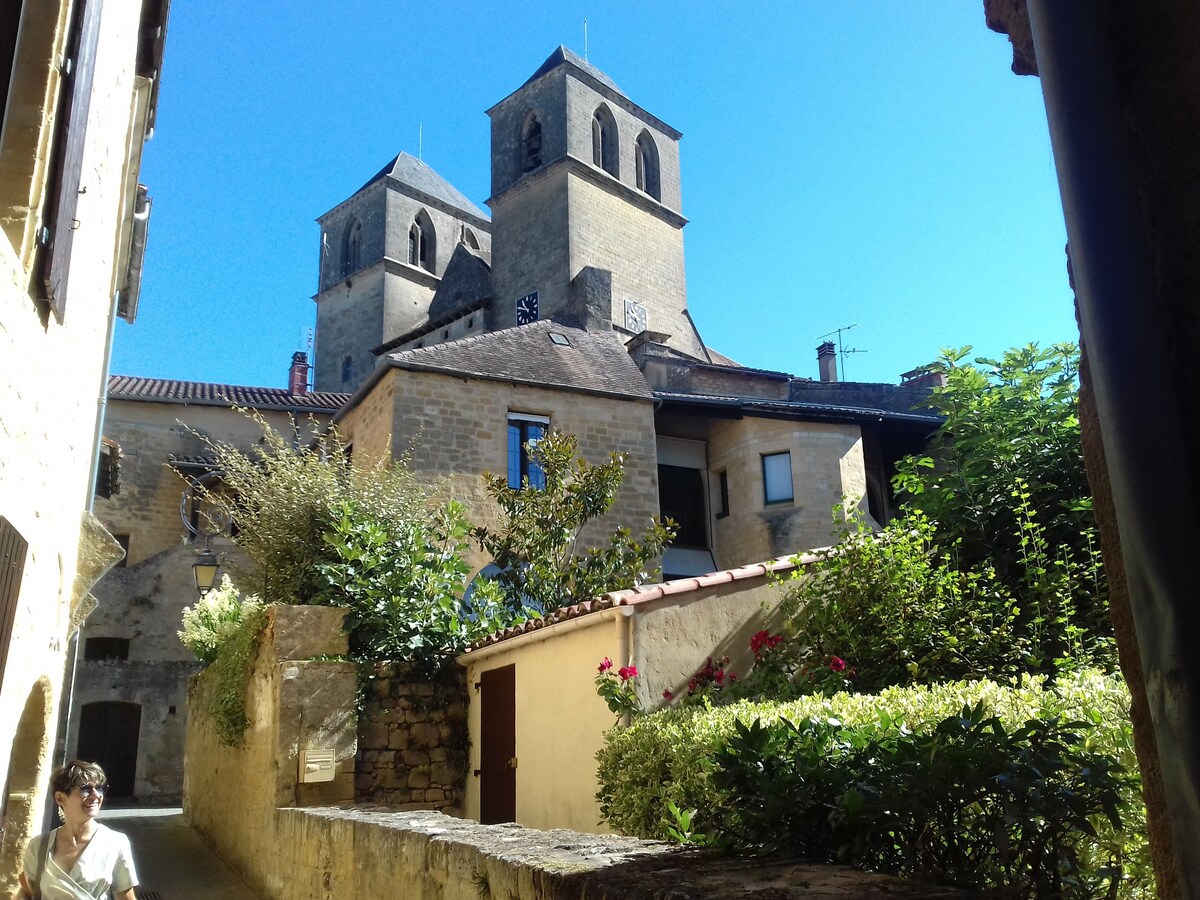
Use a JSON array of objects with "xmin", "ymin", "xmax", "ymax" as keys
[
  {"xmin": 312, "ymin": 48, "xmax": 705, "ymax": 392},
  {"xmin": 486, "ymin": 48, "xmax": 702, "ymax": 357},
  {"xmin": 312, "ymin": 153, "xmax": 492, "ymax": 392}
]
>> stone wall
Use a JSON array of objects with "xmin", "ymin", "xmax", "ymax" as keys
[
  {"xmin": 355, "ymin": 661, "xmax": 467, "ymax": 812},
  {"xmin": 338, "ymin": 367, "xmax": 661, "ymax": 572},
  {"xmin": 0, "ymin": 0, "xmax": 156, "ymax": 887},
  {"xmin": 185, "ymin": 604, "xmax": 357, "ymax": 897}
]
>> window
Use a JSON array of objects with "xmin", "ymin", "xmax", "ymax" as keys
[
  {"xmin": 762, "ymin": 452, "xmax": 793, "ymax": 505},
  {"xmin": 83, "ymin": 637, "xmax": 129, "ymax": 662},
  {"xmin": 408, "ymin": 212, "xmax": 435, "ymax": 272},
  {"xmin": 591, "ymin": 106, "xmax": 618, "ymax": 176},
  {"xmin": 520, "ymin": 111, "xmax": 542, "ymax": 173},
  {"xmin": 341, "ymin": 355, "xmax": 353, "ymax": 385},
  {"xmin": 341, "ymin": 218, "xmax": 362, "ymax": 276},
  {"xmin": 463, "ymin": 227, "xmax": 480, "ymax": 250},
  {"xmin": 715, "ymin": 471, "xmax": 729, "ymax": 519},
  {"xmin": 0, "ymin": 516, "xmax": 28, "ymax": 690},
  {"xmin": 635, "ymin": 131, "xmax": 661, "ymax": 201},
  {"xmin": 658, "ymin": 465, "xmax": 708, "ymax": 549},
  {"xmin": 507, "ymin": 414, "xmax": 548, "ymax": 489}
]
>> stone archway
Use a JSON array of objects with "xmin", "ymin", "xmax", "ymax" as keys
[{"xmin": 0, "ymin": 677, "xmax": 54, "ymax": 892}]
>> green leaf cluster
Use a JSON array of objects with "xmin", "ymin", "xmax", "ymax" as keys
[
  {"xmin": 314, "ymin": 498, "xmax": 513, "ymax": 664},
  {"xmin": 893, "ymin": 344, "xmax": 1106, "ymax": 624},
  {"xmin": 472, "ymin": 430, "xmax": 675, "ymax": 614},
  {"xmin": 596, "ymin": 671, "xmax": 1150, "ymax": 898},
  {"xmin": 179, "ymin": 576, "xmax": 266, "ymax": 746}
]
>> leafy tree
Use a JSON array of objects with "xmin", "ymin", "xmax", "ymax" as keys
[
  {"xmin": 472, "ymin": 429, "xmax": 675, "ymax": 614},
  {"xmin": 193, "ymin": 411, "xmax": 424, "ymax": 605},
  {"xmin": 893, "ymin": 344, "xmax": 1092, "ymax": 576}
]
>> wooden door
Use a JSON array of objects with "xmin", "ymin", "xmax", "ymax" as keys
[
  {"xmin": 479, "ymin": 665, "xmax": 516, "ymax": 824},
  {"xmin": 76, "ymin": 702, "xmax": 140, "ymax": 798}
]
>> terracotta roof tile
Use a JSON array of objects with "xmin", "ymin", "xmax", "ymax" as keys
[
  {"xmin": 108, "ymin": 375, "xmax": 349, "ymax": 413},
  {"xmin": 463, "ymin": 552, "xmax": 824, "ymax": 653}
]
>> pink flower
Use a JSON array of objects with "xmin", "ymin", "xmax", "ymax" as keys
[
  {"xmin": 618, "ymin": 665, "xmax": 638, "ymax": 681},
  {"xmin": 598, "ymin": 657, "xmax": 613, "ymax": 673},
  {"xmin": 662, "ymin": 689, "xmax": 674, "ymax": 701},
  {"xmin": 829, "ymin": 656, "xmax": 846, "ymax": 672}
]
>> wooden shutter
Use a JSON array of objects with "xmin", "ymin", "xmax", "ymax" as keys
[
  {"xmin": 41, "ymin": 0, "xmax": 103, "ymax": 320},
  {"xmin": 0, "ymin": 516, "xmax": 29, "ymax": 692}
]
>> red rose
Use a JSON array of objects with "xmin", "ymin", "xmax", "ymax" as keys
[
  {"xmin": 829, "ymin": 656, "xmax": 846, "ymax": 672},
  {"xmin": 662, "ymin": 689, "xmax": 674, "ymax": 701},
  {"xmin": 598, "ymin": 657, "xmax": 613, "ymax": 673},
  {"xmin": 618, "ymin": 665, "xmax": 638, "ymax": 681}
]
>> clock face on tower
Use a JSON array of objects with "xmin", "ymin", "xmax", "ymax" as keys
[
  {"xmin": 515, "ymin": 291, "xmax": 539, "ymax": 325},
  {"xmin": 624, "ymin": 300, "xmax": 648, "ymax": 333}
]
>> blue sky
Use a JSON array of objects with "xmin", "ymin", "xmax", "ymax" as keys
[{"xmin": 115, "ymin": 2, "xmax": 1073, "ymax": 389}]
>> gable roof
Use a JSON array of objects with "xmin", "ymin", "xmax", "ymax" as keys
[
  {"xmin": 108, "ymin": 375, "xmax": 349, "ymax": 413},
  {"xmin": 379, "ymin": 321, "xmax": 653, "ymax": 401},
  {"xmin": 523, "ymin": 45, "xmax": 622, "ymax": 94},
  {"xmin": 358, "ymin": 152, "xmax": 489, "ymax": 220}
]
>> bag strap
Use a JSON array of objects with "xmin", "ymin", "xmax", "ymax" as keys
[{"xmin": 31, "ymin": 828, "xmax": 52, "ymax": 897}]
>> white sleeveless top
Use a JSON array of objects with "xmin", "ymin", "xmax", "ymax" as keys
[{"xmin": 24, "ymin": 823, "xmax": 139, "ymax": 899}]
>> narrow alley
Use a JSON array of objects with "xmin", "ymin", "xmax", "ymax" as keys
[{"xmin": 101, "ymin": 809, "xmax": 259, "ymax": 900}]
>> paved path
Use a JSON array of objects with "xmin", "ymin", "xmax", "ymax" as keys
[{"xmin": 99, "ymin": 808, "xmax": 260, "ymax": 900}]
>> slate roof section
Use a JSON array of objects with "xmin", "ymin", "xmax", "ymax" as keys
[
  {"xmin": 462, "ymin": 554, "xmax": 816, "ymax": 653},
  {"xmin": 357, "ymin": 152, "xmax": 490, "ymax": 220},
  {"xmin": 380, "ymin": 321, "xmax": 654, "ymax": 401},
  {"xmin": 653, "ymin": 390, "xmax": 943, "ymax": 425},
  {"xmin": 108, "ymin": 375, "xmax": 350, "ymax": 413},
  {"xmin": 523, "ymin": 45, "xmax": 622, "ymax": 95}
]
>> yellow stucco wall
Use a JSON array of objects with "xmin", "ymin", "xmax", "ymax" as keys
[
  {"xmin": 0, "ymin": 2, "xmax": 152, "ymax": 889},
  {"xmin": 462, "ymin": 612, "xmax": 626, "ymax": 833},
  {"xmin": 460, "ymin": 561, "xmax": 796, "ymax": 834}
]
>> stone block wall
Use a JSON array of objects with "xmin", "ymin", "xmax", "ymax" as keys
[
  {"xmin": 338, "ymin": 368, "xmax": 661, "ymax": 572},
  {"xmin": 356, "ymin": 661, "xmax": 468, "ymax": 812}
]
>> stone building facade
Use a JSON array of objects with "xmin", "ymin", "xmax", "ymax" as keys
[
  {"xmin": 79, "ymin": 371, "xmax": 345, "ymax": 803},
  {"xmin": 89, "ymin": 44, "xmax": 939, "ymax": 810},
  {"xmin": 0, "ymin": 0, "xmax": 169, "ymax": 885}
]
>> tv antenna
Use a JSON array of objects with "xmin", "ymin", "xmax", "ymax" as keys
[
  {"xmin": 584, "ymin": 19, "xmax": 589, "ymax": 60},
  {"xmin": 418, "ymin": 123, "xmax": 423, "ymax": 161},
  {"xmin": 817, "ymin": 323, "xmax": 867, "ymax": 379}
]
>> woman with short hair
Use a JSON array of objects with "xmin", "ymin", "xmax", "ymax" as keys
[{"xmin": 17, "ymin": 759, "xmax": 138, "ymax": 899}]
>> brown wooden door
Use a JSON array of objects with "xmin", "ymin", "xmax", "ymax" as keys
[
  {"xmin": 76, "ymin": 702, "xmax": 140, "ymax": 798},
  {"xmin": 479, "ymin": 665, "xmax": 516, "ymax": 824}
]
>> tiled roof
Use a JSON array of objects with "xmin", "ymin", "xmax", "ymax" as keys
[
  {"xmin": 654, "ymin": 390, "xmax": 943, "ymax": 425},
  {"xmin": 358, "ymin": 152, "xmax": 489, "ymax": 220},
  {"xmin": 382, "ymin": 321, "xmax": 654, "ymax": 400},
  {"xmin": 523, "ymin": 45, "xmax": 622, "ymax": 95},
  {"xmin": 463, "ymin": 554, "xmax": 816, "ymax": 653},
  {"xmin": 108, "ymin": 376, "xmax": 349, "ymax": 413}
]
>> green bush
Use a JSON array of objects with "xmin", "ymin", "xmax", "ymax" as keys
[
  {"xmin": 597, "ymin": 671, "xmax": 1150, "ymax": 898},
  {"xmin": 742, "ymin": 504, "xmax": 1112, "ymax": 697},
  {"xmin": 178, "ymin": 576, "xmax": 266, "ymax": 746},
  {"xmin": 314, "ymin": 498, "xmax": 513, "ymax": 664}
]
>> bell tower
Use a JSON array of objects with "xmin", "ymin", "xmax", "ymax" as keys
[{"xmin": 486, "ymin": 47, "xmax": 703, "ymax": 357}]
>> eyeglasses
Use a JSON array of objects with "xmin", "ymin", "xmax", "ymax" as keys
[{"xmin": 76, "ymin": 783, "xmax": 107, "ymax": 799}]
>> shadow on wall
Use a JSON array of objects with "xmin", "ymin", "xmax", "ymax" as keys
[{"xmin": 0, "ymin": 677, "xmax": 54, "ymax": 892}]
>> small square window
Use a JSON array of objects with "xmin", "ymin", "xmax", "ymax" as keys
[
  {"xmin": 762, "ymin": 452, "xmax": 793, "ymax": 505},
  {"xmin": 84, "ymin": 637, "xmax": 130, "ymax": 661}
]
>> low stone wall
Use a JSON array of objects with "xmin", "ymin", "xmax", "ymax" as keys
[{"xmin": 356, "ymin": 661, "xmax": 467, "ymax": 812}]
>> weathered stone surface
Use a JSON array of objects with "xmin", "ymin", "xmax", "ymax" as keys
[
  {"xmin": 271, "ymin": 807, "xmax": 967, "ymax": 899},
  {"xmin": 268, "ymin": 604, "xmax": 348, "ymax": 660}
]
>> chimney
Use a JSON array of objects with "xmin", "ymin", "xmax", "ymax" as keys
[
  {"xmin": 288, "ymin": 351, "xmax": 310, "ymax": 395},
  {"xmin": 817, "ymin": 341, "xmax": 838, "ymax": 383}
]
